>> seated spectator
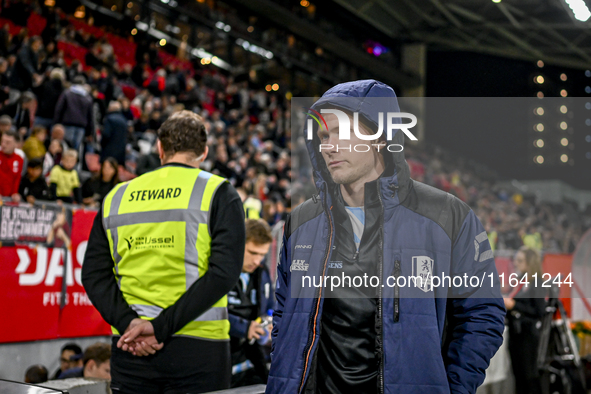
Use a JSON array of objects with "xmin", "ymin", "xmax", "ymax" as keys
[
  {"xmin": 134, "ymin": 112, "xmax": 150, "ymax": 134},
  {"xmin": 54, "ymin": 76, "xmax": 94, "ymax": 150},
  {"xmin": 0, "ymin": 57, "xmax": 10, "ymax": 109},
  {"xmin": 49, "ymin": 149, "xmax": 82, "ymax": 204},
  {"xmin": 119, "ymin": 97, "xmax": 134, "ymax": 122},
  {"xmin": 22, "ymin": 126, "xmax": 47, "ymax": 160},
  {"xmin": 58, "ymin": 342, "xmax": 111, "ymax": 381},
  {"xmin": 101, "ymin": 101, "xmax": 127, "ymax": 166},
  {"xmin": 2, "ymin": 91, "xmax": 36, "ymax": 131},
  {"xmin": 82, "ymin": 157, "xmax": 119, "ymax": 207},
  {"xmin": 8, "ymin": 36, "xmax": 42, "ymax": 91},
  {"xmin": 33, "ymin": 67, "xmax": 65, "ymax": 129},
  {"xmin": 145, "ymin": 68, "xmax": 167, "ymax": 97},
  {"xmin": 85, "ymin": 44, "xmax": 104, "ymax": 70},
  {"xmin": 99, "ymin": 37, "xmax": 115, "ymax": 65},
  {"xmin": 0, "ymin": 25, "xmax": 9, "ymax": 57},
  {"xmin": 0, "ymin": 130, "xmax": 24, "ymax": 202},
  {"xmin": 43, "ymin": 139, "xmax": 63, "ymax": 180},
  {"xmin": 48, "ymin": 123, "xmax": 70, "ymax": 153},
  {"xmin": 24, "ymin": 365, "xmax": 48, "ymax": 384},
  {"xmin": 19, "ymin": 158, "xmax": 48, "ymax": 203},
  {"xmin": 66, "ymin": 59, "xmax": 83, "ymax": 82},
  {"xmin": 53, "ymin": 343, "xmax": 83, "ymax": 379}
]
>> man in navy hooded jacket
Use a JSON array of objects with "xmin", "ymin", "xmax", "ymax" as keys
[{"xmin": 267, "ymin": 80, "xmax": 505, "ymax": 394}]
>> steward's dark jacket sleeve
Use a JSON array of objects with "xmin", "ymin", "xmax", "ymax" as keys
[
  {"xmin": 150, "ymin": 182, "xmax": 245, "ymax": 342},
  {"xmin": 82, "ymin": 207, "xmax": 138, "ymax": 334}
]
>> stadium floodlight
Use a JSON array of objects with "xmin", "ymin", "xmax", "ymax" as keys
[
  {"xmin": 215, "ymin": 21, "xmax": 232, "ymax": 32},
  {"xmin": 564, "ymin": 0, "xmax": 591, "ymax": 21},
  {"xmin": 561, "ymin": 154, "xmax": 569, "ymax": 162},
  {"xmin": 236, "ymin": 39, "xmax": 274, "ymax": 60}
]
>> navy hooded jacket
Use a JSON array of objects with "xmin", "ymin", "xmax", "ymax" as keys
[{"xmin": 266, "ymin": 80, "xmax": 505, "ymax": 394}]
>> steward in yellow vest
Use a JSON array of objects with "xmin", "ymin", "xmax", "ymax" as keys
[{"xmin": 82, "ymin": 110, "xmax": 245, "ymax": 393}]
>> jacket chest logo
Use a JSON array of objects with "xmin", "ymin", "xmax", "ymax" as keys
[
  {"xmin": 290, "ymin": 259, "xmax": 309, "ymax": 272},
  {"xmin": 412, "ymin": 256, "xmax": 434, "ymax": 292}
]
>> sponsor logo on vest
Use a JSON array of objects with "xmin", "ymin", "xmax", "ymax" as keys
[
  {"xmin": 295, "ymin": 244, "xmax": 312, "ymax": 249},
  {"xmin": 125, "ymin": 235, "xmax": 175, "ymax": 250},
  {"xmin": 290, "ymin": 259, "xmax": 309, "ymax": 272},
  {"xmin": 328, "ymin": 261, "xmax": 342, "ymax": 269},
  {"xmin": 412, "ymin": 256, "xmax": 434, "ymax": 293},
  {"xmin": 128, "ymin": 188, "xmax": 181, "ymax": 202}
]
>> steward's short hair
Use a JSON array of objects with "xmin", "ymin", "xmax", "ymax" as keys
[{"xmin": 157, "ymin": 110, "xmax": 207, "ymax": 158}]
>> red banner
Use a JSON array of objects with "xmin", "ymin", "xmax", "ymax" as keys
[{"xmin": 0, "ymin": 209, "xmax": 111, "ymax": 343}]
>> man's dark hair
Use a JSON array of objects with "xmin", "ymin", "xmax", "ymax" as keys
[
  {"xmin": 25, "ymin": 365, "xmax": 48, "ymax": 384},
  {"xmin": 28, "ymin": 158, "xmax": 43, "ymax": 168},
  {"xmin": 245, "ymin": 219, "xmax": 273, "ymax": 245},
  {"xmin": 83, "ymin": 342, "xmax": 111, "ymax": 367},
  {"xmin": 61, "ymin": 343, "xmax": 82, "ymax": 355},
  {"xmin": 157, "ymin": 110, "xmax": 207, "ymax": 158}
]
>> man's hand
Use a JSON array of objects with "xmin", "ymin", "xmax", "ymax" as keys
[
  {"xmin": 117, "ymin": 318, "xmax": 164, "ymax": 356},
  {"xmin": 247, "ymin": 321, "xmax": 266, "ymax": 341},
  {"xmin": 11, "ymin": 193, "xmax": 21, "ymax": 202},
  {"xmin": 503, "ymin": 297, "xmax": 515, "ymax": 310}
]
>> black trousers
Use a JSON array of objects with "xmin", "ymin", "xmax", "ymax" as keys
[{"xmin": 110, "ymin": 337, "xmax": 231, "ymax": 394}]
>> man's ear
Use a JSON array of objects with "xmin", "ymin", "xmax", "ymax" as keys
[
  {"xmin": 157, "ymin": 140, "xmax": 164, "ymax": 162},
  {"xmin": 85, "ymin": 359, "xmax": 96, "ymax": 373}
]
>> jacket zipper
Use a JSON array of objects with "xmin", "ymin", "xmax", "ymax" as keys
[
  {"xmin": 376, "ymin": 181, "xmax": 385, "ymax": 394},
  {"xmin": 298, "ymin": 192, "xmax": 333, "ymax": 393},
  {"xmin": 394, "ymin": 258, "xmax": 401, "ymax": 322}
]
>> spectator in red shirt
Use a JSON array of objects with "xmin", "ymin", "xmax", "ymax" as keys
[{"xmin": 0, "ymin": 130, "xmax": 24, "ymax": 201}]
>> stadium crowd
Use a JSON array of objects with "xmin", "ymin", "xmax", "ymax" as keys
[{"xmin": 0, "ymin": 0, "xmax": 588, "ymax": 257}]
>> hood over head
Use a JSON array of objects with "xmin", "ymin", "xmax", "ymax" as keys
[{"xmin": 304, "ymin": 79, "xmax": 411, "ymax": 202}]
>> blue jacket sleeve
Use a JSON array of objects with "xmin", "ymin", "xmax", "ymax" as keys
[
  {"xmin": 270, "ymin": 222, "xmax": 290, "ymax": 359},
  {"xmin": 444, "ymin": 210, "xmax": 506, "ymax": 394},
  {"xmin": 229, "ymin": 313, "xmax": 250, "ymax": 338}
]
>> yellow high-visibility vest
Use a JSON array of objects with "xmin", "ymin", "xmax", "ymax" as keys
[{"xmin": 102, "ymin": 165, "xmax": 229, "ymax": 340}]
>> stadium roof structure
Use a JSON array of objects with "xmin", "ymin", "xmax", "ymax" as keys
[{"xmin": 333, "ymin": 0, "xmax": 591, "ymax": 71}]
